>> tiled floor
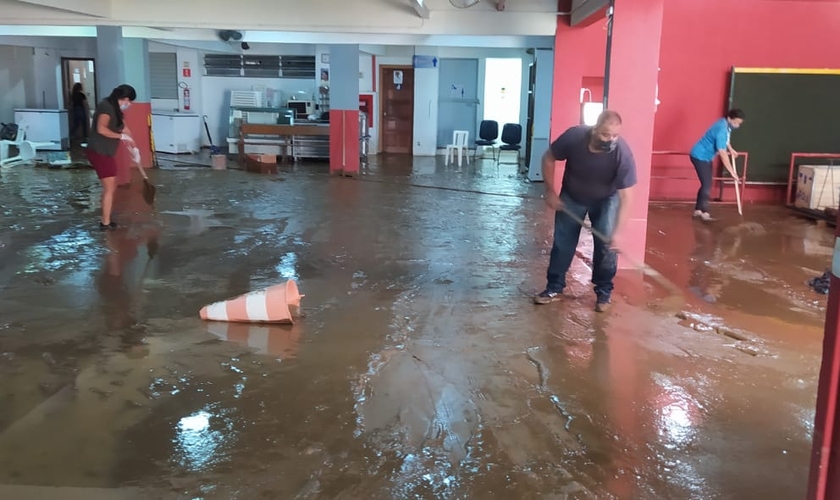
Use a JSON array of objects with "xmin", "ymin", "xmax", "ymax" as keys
[{"xmin": 0, "ymin": 153, "xmax": 829, "ymax": 499}]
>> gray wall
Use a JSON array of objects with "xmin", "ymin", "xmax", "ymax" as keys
[{"xmin": 0, "ymin": 45, "xmax": 36, "ymax": 123}]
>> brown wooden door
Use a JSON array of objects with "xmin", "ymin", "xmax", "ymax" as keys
[{"xmin": 380, "ymin": 66, "xmax": 414, "ymax": 154}]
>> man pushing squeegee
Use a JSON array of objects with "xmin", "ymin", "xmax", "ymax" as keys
[{"xmin": 535, "ymin": 110, "xmax": 681, "ymax": 312}]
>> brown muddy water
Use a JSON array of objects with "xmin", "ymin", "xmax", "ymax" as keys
[{"xmin": 0, "ymin": 156, "xmax": 831, "ymax": 499}]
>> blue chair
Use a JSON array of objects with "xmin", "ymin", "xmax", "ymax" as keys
[
  {"xmin": 497, "ymin": 123, "xmax": 522, "ymax": 167},
  {"xmin": 473, "ymin": 120, "xmax": 499, "ymax": 161}
]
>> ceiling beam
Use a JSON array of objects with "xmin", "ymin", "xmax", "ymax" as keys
[
  {"xmin": 410, "ymin": 0, "xmax": 430, "ymax": 19},
  {"xmin": 15, "ymin": 0, "xmax": 112, "ymax": 18}
]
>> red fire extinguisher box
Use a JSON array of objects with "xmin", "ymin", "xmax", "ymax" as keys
[
  {"xmin": 179, "ymin": 82, "xmax": 191, "ymax": 111},
  {"xmin": 359, "ymin": 94, "xmax": 373, "ymax": 127}
]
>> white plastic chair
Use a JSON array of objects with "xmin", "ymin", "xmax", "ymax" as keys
[
  {"xmin": 0, "ymin": 123, "xmax": 51, "ymax": 167},
  {"xmin": 1, "ymin": 125, "xmax": 29, "ymax": 167},
  {"xmin": 445, "ymin": 130, "xmax": 470, "ymax": 167},
  {"xmin": 0, "ymin": 140, "xmax": 37, "ymax": 167}
]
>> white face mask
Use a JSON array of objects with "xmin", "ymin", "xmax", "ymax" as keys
[{"xmin": 119, "ymin": 103, "xmax": 130, "ymax": 111}]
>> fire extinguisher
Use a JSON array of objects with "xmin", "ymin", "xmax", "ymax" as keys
[{"xmin": 179, "ymin": 82, "xmax": 190, "ymax": 111}]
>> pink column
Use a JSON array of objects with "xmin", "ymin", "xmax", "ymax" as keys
[
  {"xmin": 808, "ymin": 212, "xmax": 840, "ymax": 499},
  {"xmin": 328, "ymin": 44, "xmax": 361, "ymax": 177},
  {"xmin": 116, "ymin": 103, "xmax": 152, "ymax": 186},
  {"xmin": 606, "ymin": 0, "xmax": 664, "ymax": 267},
  {"xmin": 329, "ymin": 110, "xmax": 360, "ymax": 176}
]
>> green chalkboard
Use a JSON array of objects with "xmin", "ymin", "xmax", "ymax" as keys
[{"xmin": 727, "ymin": 69, "xmax": 840, "ymax": 183}]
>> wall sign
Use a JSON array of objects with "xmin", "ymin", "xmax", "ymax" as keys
[
  {"xmin": 413, "ymin": 55, "xmax": 438, "ymax": 69},
  {"xmin": 449, "ymin": 83, "xmax": 465, "ymax": 98}
]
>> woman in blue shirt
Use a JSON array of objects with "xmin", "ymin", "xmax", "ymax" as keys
[{"xmin": 689, "ymin": 109, "xmax": 745, "ymax": 221}]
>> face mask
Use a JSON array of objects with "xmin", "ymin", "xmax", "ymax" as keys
[
  {"xmin": 595, "ymin": 138, "xmax": 617, "ymax": 153},
  {"xmin": 729, "ymin": 122, "xmax": 740, "ymax": 130},
  {"xmin": 120, "ymin": 103, "xmax": 130, "ymax": 111}
]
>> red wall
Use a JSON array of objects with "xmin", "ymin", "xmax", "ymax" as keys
[
  {"xmin": 554, "ymin": 0, "xmax": 840, "ymax": 203},
  {"xmin": 652, "ymin": 0, "xmax": 840, "ymax": 202}
]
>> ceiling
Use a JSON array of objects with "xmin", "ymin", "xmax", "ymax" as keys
[{"xmin": 0, "ymin": 0, "xmax": 562, "ymax": 36}]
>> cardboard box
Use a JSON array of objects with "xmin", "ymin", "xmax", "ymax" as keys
[
  {"xmin": 796, "ymin": 165, "xmax": 840, "ymax": 210},
  {"xmin": 247, "ymin": 153, "xmax": 277, "ymax": 164},
  {"xmin": 211, "ymin": 154, "xmax": 227, "ymax": 170}
]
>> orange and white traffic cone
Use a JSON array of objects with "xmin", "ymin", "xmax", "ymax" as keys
[{"xmin": 199, "ymin": 280, "xmax": 302, "ymax": 324}]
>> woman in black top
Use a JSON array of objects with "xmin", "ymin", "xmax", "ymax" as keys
[
  {"xmin": 87, "ymin": 84, "xmax": 137, "ymax": 230},
  {"xmin": 70, "ymin": 83, "xmax": 90, "ymax": 140}
]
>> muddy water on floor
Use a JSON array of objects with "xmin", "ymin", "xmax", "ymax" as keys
[{"xmin": 0, "ymin": 162, "xmax": 828, "ymax": 499}]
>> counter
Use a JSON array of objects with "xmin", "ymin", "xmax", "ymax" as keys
[{"xmin": 238, "ymin": 123, "xmax": 330, "ymax": 161}]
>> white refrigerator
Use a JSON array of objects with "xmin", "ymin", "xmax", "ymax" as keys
[
  {"xmin": 151, "ymin": 112, "xmax": 201, "ymax": 154},
  {"xmin": 14, "ymin": 109, "xmax": 70, "ymax": 150}
]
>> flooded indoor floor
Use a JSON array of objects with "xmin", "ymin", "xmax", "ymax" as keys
[{"xmin": 0, "ymin": 156, "xmax": 831, "ymax": 499}]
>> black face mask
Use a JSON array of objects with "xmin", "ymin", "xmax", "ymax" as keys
[{"xmin": 594, "ymin": 138, "xmax": 617, "ymax": 153}]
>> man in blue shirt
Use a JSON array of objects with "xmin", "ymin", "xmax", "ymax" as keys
[
  {"xmin": 535, "ymin": 110, "xmax": 638, "ymax": 312},
  {"xmin": 689, "ymin": 109, "xmax": 745, "ymax": 221}
]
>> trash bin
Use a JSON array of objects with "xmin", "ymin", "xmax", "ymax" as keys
[{"xmin": 211, "ymin": 154, "xmax": 227, "ymax": 170}]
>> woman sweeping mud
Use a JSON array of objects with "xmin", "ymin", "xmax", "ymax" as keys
[{"xmin": 86, "ymin": 84, "xmax": 137, "ymax": 230}]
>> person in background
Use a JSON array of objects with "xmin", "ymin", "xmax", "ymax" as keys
[
  {"xmin": 86, "ymin": 84, "xmax": 137, "ymax": 230},
  {"xmin": 535, "ymin": 110, "xmax": 638, "ymax": 312},
  {"xmin": 689, "ymin": 109, "xmax": 745, "ymax": 221},
  {"xmin": 70, "ymin": 83, "xmax": 90, "ymax": 140}
]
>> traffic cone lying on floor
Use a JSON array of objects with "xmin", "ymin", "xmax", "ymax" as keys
[{"xmin": 199, "ymin": 280, "xmax": 302, "ymax": 324}]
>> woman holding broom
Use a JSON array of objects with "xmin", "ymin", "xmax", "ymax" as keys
[{"xmin": 86, "ymin": 84, "xmax": 137, "ymax": 230}]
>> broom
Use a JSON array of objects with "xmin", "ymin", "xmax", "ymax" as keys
[
  {"xmin": 730, "ymin": 153, "xmax": 743, "ymax": 216},
  {"xmin": 147, "ymin": 114, "xmax": 159, "ymax": 168},
  {"xmin": 558, "ymin": 205, "xmax": 684, "ymax": 310},
  {"xmin": 129, "ymin": 146, "xmax": 156, "ymax": 206}
]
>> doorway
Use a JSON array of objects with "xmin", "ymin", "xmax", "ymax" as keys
[
  {"xmin": 61, "ymin": 58, "xmax": 97, "ymax": 141},
  {"xmin": 379, "ymin": 65, "xmax": 414, "ymax": 154},
  {"xmin": 483, "ymin": 58, "xmax": 522, "ymax": 130},
  {"xmin": 437, "ymin": 58, "xmax": 479, "ymax": 149},
  {"xmin": 525, "ymin": 61, "xmax": 536, "ymax": 167}
]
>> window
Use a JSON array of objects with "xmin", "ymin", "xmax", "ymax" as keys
[
  {"xmin": 203, "ymin": 53, "xmax": 317, "ymax": 78},
  {"xmin": 149, "ymin": 52, "xmax": 178, "ymax": 99}
]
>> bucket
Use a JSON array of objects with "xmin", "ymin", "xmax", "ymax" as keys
[
  {"xmin": 211, "ymin": 154, "xmax": 227, "ymax": 170},
  {"xmin": 200, "ymin": 280, "xmax": 302, "ymax": 324}
]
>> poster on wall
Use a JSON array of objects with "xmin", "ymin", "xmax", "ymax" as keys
[{"xmin": 449, "ymin": 84, "xmax": 465, "ymax": 98}]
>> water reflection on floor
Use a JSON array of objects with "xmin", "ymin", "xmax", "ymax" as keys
[{"xmin": 0, "ymin": 155, "xmax": 829, "ymax": 499}]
